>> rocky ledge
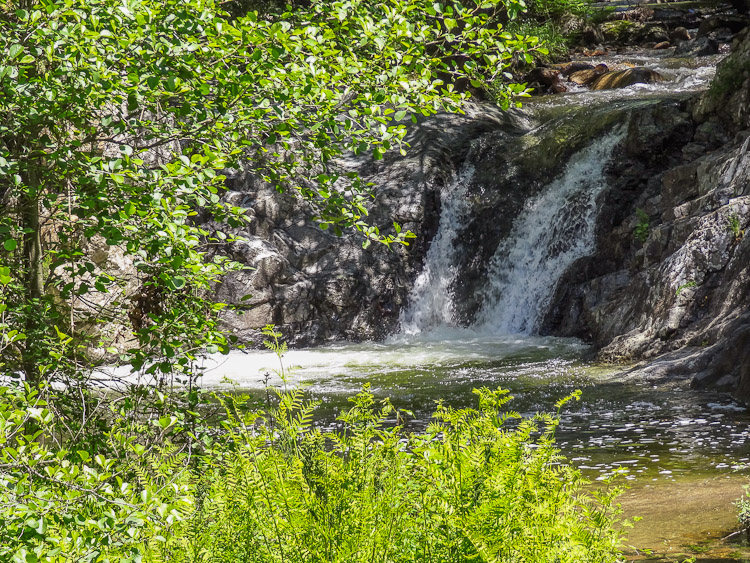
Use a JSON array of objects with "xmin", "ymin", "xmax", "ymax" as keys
[{"xmin": 543, "ymin": 26, "xmax": 750, "ymax": 396}]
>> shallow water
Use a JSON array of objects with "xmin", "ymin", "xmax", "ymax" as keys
[
  {"xmin": 528, "ymin": 49, "xmax": 723, "ymax": 110},
  {"xmin": 199, "ymin": 331, "xmax": 750, "ymax": 481},
  {"xmin": 198, "ymin": 332, "xmax": 750, "ymax": 557}
]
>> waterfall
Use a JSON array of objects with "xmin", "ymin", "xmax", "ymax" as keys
[
  {"xmin": 399, "ymin": 165, "xmax": 475, "ymax": 334},
  {"xmin": 475, "ymin": 128, "xmax": 625, "ymax": 334}
]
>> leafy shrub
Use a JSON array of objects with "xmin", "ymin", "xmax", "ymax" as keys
[
  {"xmin": 158, "ymin": 387, "xmax": 624, "ymax": 563},
  {"xmin": 634, "ymin": 208, "xmax": 650, "ymax": 244},
  {"xmin": 1, "ymin": 383, "xmax": 625, "ymax": 563},
  {"xmin": 0, "ymin": 384, "xmax": 193, "ymax": 563}
]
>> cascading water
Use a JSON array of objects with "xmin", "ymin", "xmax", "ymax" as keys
[
  {"xmin": 475, "ymin": 128, "xmax": 625, "ymax": 334},
  {"xmin": 399, "ymin": 165, "xmax": 475, "ymax": 334},
  {"xmin": 400, "ymin": 125, "xmax": 625, "ymax": 337}
]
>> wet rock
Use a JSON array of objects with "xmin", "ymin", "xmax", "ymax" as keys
[
  {"xmin": 590, "ymin": 67, "xmax": 666, "ymax": 90},
  {"xmin": 653, "ymin": 41, "xmax": 671, "ymax": 49},
  {"xmin": 674, "ymin": 36, "xmax": 719, "ymax": 57},
  {"xmin": 560, "ymin": 61, "xmax": 595, "ymax": 76},
  {"xmin": 670, "ymin": 26, "xmax": 691, "ymax": 42},
  {"xmin": 525, "ymin": 67, "xmax": 567, "ymax": 94},
  {"xmin": 569, "ymin": 64, "xmax": 609, "ymax": 85}
]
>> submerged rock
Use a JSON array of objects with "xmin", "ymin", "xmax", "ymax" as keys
[{"xmin": 590, "ymin": 67, "xmax": 666, "ymax": 90}]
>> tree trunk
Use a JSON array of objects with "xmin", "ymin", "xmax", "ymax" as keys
[{"xmin": 21, "ymin": 171, "xmax": 44, "ymax": 384}]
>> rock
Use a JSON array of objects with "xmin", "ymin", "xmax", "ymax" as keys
[
  {"xmin": 525, "ymin": 67, "xmax": 567, "ymax": 94},
  {"xmin": 601, "ymin": 20, "xmax": 669, "ymax": 45},
  {"xmin": 670, "ymin": 26, "xmax": 691, "ymax": 42},
  {"xmin": 693, "ymin": 27, "xmax": 750, "ymax": 134},
  {"xmin": 653, "ymin": 41, "xmax": 671, "ymax": 49},
  {"xmin": 560, "ymin": 62, "xmax": 594, "ymax": 76},
  {"xmin": 697, "ymin": 14, "xmax": 750, "ymax": 39},
  {"xmin": 569, "ymin": 64, "xmax": 609, "ymax": 85},
  {"xmin": 582, "ymin": 25, "xmax": 605, "ymax": 46},
  {"xmin": 607, "ymin": 7, "xmax": 655, "ymax": 23},
  {"xmin": 590, "ymin": 67, "xmax": 666, "ymax": 90},
  {"xmin": 674, "ymin": 36, "xmax": 719, "ymax": 57}
]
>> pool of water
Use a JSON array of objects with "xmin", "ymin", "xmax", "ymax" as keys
[
  {"xmin": 195, "ymin": 330, "xmax": 750, "ymax": 557},
  {"xmin": 198, "ymin": 329, "xmax": 750, "ymax": 482}
]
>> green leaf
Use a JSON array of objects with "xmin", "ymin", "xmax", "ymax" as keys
[
  {"xmin": 3, "ymin": 239, "xmax": 17, "ymax": 251},
  {"xmin": 9, "ymin": 44, "xmax": 22, "ymax": 60},
  {"xmin": 169, "ymin": 276, "xmax": 186, "ymax": 290}
]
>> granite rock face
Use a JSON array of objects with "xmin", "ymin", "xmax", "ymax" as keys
[
  {"xmin": 212, "ymin": 106, "xmax": 525, "ymax": 346},
  {"xmin": 542, "ymin": 28, "xmax": 750, "ymax": 396}
]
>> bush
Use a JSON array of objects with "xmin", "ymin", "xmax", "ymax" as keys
[
  {"xmin": 159, "ymin": 386, "xmax": 624, "ymax": 563},
  {"xmin": 1, "ymin": 384, "xmax": 625, "ymax": 563}
]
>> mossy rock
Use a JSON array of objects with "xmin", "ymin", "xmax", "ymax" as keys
[
  {"xmin": 601, "ymin": 20, "xmax": 639, "ymax": 43},
  {"xmin": 600, "ymin": 20, "xmax": 669, "ymax": 45}
]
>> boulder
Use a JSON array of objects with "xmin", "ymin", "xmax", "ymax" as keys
[
  {"xmin": 590, "ymin": 67, "xmax": 666, "ymax": 90},
  {"xmin": 674, "ymin": 36, "xmax": 719, "ymax": 57},
  {"xmin": 601, "ymin": 20, "xmax": 669, "ymax": 45},
  {"xmin": 560, "ymin": 61, "xmax": 595, "ymax": 76},
  {"xmin": 670, "ymin": 26, "xmax": 691, "ymax": 42},
  {"xmin": 653, "ymin": 41, "xmax": 671, "ymax": 49},
  {"xmin": 569, "ymin": 64, "xmax": 609, "ymax": 85}
]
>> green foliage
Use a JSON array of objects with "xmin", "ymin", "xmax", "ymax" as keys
[
  {"xmin": 0, "ymin": 0, "xmax": 547, "ymax": 434},
  {"xmin": 526, "ymin": 0, "xmax": 591, "ymax": 20},
  {"xmin": 0, "ymin": 0, "xmax": 543, "ymax": 391},
  {"xmin": 505, "ymin": 20, "xmax": 567, "ymax": 62},
  {"xmin": 156, "ymin": 386, "xmax": 624, "ymax": 563},
  {"xmin": 0, "ymin": 384, "xmax": 194, "ymax": 563},
  {"xmin": 728, "ymin": 214, "xmax": 744, "ymax": 240},
  {"xmin": 634, "ymin": 208, "xmax": 650, "ymax": 244},
  {"xmin": 738, "ymin": 487, "xmax": 750, "ymax": 528},
  {"xmin": 1, "ymin": 378, "xmax": 625, "ymax": 563}
]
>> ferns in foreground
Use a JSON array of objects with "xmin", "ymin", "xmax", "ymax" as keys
[
  {"xmin": 1, "ymin": 384, "xmax": 625, "ymax": 562},
  {"xmin": 159, "ymin": 386, "xmax": 624, "ymax": 563}
]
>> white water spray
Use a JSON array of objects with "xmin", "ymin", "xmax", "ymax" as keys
[
  {"xmin": 475, "ymin": 128, "xmax": 625, "ymax": 334},
  {"xmin": 400, "ymin": 165, "xmax": 475, "ymax": 334}
]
